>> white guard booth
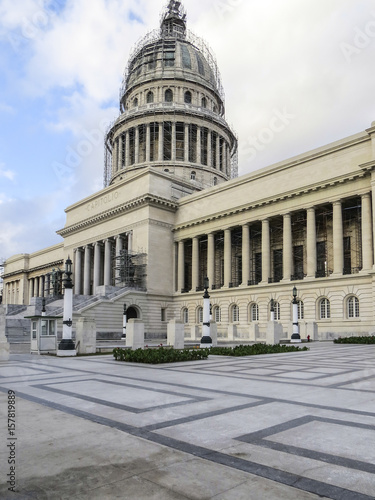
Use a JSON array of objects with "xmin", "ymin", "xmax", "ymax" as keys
[{"xmin": 28, "ymin": 315, "xmax": 61, "ymax": 355}]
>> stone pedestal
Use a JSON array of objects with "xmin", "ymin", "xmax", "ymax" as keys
[
  {"xmin": 306, "ymin": 322, "xmax": 318, "ymax": 341},
  {"xmin": 266, "ymin": 321, "xmax": 283, "ymax": 345},
  {"xmin": 249, "ymin": 323, "xmax": 260, "ymax": 341},
  {"xmin": 126, "ymin": 319, "xmax": 144, "ymax": 350},
  {"xmin": 0, "ymin": 306, "xmax": 10, "ymax": 361},
  {"xmin": 76, "ymin": 318, "xmax": 96, "ymax": 354},
  {"xmin": 210, "ymin": 321, "xmax": 218, "ymax": 347},
  {"xmin": 227, "ymin": 324, "xmax": 237, "ymax": 341},
  {"xmin": 167, "ymin": 320, "xmax": 184, "ymax": 349},
  {"xmin": 190, "ymin": 325, "xmax": 199, "ymax": 341}
]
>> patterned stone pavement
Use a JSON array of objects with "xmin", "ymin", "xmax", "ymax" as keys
[{"xmin": 0, "ymin": 342, "xmax": 374, "ymax": 499}]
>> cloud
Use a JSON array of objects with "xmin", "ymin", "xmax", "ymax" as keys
[{"xmin": 0, "ymin": 163, "xmax": 15, "ymax": 181}]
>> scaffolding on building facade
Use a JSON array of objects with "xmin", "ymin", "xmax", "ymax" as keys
[{"xmin": 114, "ymin": 250, "xmax": 147, "ymax": 290}]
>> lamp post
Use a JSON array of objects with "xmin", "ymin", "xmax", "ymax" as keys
[
  {"xmin": 270, "ymin": 298, "xmax": 275, "ymax": 322},
  {"xmin": 291, "ymin": 286, "xmax": 301, "ymax": 343},
  {"xmin": 57, "ymin": 256, "xmax": 77, "ymax": 356},
  {"xmin": 200, "ymin": 277, "xmax": 212, "ymax": 348},
  {"xmin": 122, "ymin": 303, "xmax": 127, "ymax": 339}
]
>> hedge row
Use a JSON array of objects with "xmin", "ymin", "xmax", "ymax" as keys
[
  {"xmin": 113, "ymin": 343, "xmax": 308, "ymax": 364},
  {"xmin": 334, "ymin": 336, "xmax": 375, "ymax": 344},
  {"xmin": 113, "ymin": 347, "xmax": 209, "ymax": 364},
  {"xmin": 210, "ymin": 344, "xmax": 309, "ymax": 356}
]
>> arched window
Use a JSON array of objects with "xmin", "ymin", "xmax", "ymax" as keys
[
  {"xmin": 231, "ymin": 304, "xmax": 239, "ymax": 323},
  {"xmin": 165, "ymin": 89, "xmax": 173, "ymax": 102},
  {"xmin": 146, "ymin": 91, "xmax": 154, "ymax": 104},
  {"xmin": 133, "ymin": 97, "xmax": 138, "ymax": 108},
  {"xmin": 250, "ymin": 303, "xmax": 259, "ymax": 322},
  {"xmin": 274, "ymin": 301, "xmax": 280, "ymax": 321},
  {"xmin": 197, "ymin": 307, "xmax": 203, "ymax": 323},
  {"xmin": 347, "ymin": 296, "xmax": 359, "ymax": 318},
  {"xmin": 182, "ymin": 308, "xmax": 189, "ymax": 324},
  {"xmin": 184, "ymin": 91, "xmax": 192, "ymax": 104},
  {"xmin": 213, "ymin": 306, "xmax": 221, "ymax": 323},
  {"xmin": 213, "ymin": 104, "xmax": 217, "ymax": 113},
  {"xmin": 320, "ymin": 298, "xmax": 330, "ymax": 319},
  {"xmin": 297, "ymin": 300, "xmax": 304, "ymax": 320},
  {"xmin": 191, "ymin": 171, "xmax": 196, "ymax": 181},
  {"xmin": 201, "ymin": 97, "xmax": 207, "ymax": 108}
]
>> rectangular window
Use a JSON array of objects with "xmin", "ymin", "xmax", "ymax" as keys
[
  {"xmin": 181, "ymin": 45, "xmax": 191, "ymax": 69},
  {"xmin": 273, "ymin": 249, "xmax": 283, "ymax": 283},
  {"xmin": 343, "ymin": 236, "xmax": 351, "ymax": 274},
  {"xmin": 293, "ymin": 245, "xmax": 304, "ymax": 279},
  {"xmin": 163, "ymin": 122, "xmax": 172, "ymax": 161},
  {"xmin": 164, "ymin": 51, "xmax": 175, "ymax": 67},
  {"xmin": 316, "ymin": 241, "xmax": 327, "ymax": 277},
  {"xmin": 161, "ymin": 308, "xmax": 166, "ymax": 322},
  {"xmin": 176, "ymin": 122, "xmax": 185, "ymax": 161}
]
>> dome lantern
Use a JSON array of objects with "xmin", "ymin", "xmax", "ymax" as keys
[{"xmin": 161, "ymin": 1, "xmax": 187, "ymax": 38}]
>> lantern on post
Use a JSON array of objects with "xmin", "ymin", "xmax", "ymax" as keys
[
  {"xmin": 57, "ymin": 256, "xmax": 76, "ymax": 356},
  {"xmin": 291, "ymin": 286, "xmax": 301, "ymax": 343},
  {"xmin": 200, "ymin": 277, "xmax": 212, "ymax": 348}
]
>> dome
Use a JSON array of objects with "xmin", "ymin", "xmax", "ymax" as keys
[{"xmin": 120, "ymin": 1, "xmax": 225, "ymax": 114}]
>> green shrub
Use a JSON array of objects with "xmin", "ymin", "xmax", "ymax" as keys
[
  {"xmin": 210, "ymin": 344, "xmax": 309, "ymax": 356},
  {"xmin": 113, "ymin": 346, "xmax": 209, "ymax": 364},
  {"xmin": 334, "ymin": 336, "xmax": 375, "ymax": 344}
]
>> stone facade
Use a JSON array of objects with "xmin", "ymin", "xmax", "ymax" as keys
[{"xmin": 3, "ymin": 2, "xmax": 375, "ymax": 341}]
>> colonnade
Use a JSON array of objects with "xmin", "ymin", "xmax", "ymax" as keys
[
  {"xmin": 176, "ymin": 195, "xmax": 373, "ymax": 293},
  {"xmin": 74, "ymin": 232, "xmax": 132, "ymax": 296},
  {"xmin": 112, "ymin": 121, "xmax": 231, "ymax": 175}
]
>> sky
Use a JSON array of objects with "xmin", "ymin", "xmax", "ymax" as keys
[{"xmin": 0, "ymin": 0, "xmax": 374, "ymax": 262}]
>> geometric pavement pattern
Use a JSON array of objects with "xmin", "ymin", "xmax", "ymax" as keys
[{"xmin": 0, "ymin": 343, "xmax": 374, "ymax": 499}]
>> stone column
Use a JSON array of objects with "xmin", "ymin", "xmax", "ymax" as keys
[
  {"xmin": 172, "ymin": 122, "xmax": 176, "ymax": 162},
  {"xmin": 241, "ymin": 224, "xmax": 250, "ymax": 286},
  {"xmin": 158, "ymin": 122, "xmax": 164, "ymax": 161},
  {"xmin": 192, "ymin": 237, "xmax": 199, "ymax": 291},
  {"xmin": 83, "ymin": 245, "xmax": 92, "ymax": 295},
  {"xmin": 207, "ymin": 130, "xmax": 212, "ymax": 168},
  {"xmin": 74, "ymin": 249, "xmax": 82, "ymax": 295},
  {"xmin": 118, "ymin": 134, "xmax": 123, "ymax": 169},
  {"xmin": 127, "ymin": 231, "xmax": 133, "ymax": 253},
  {"xmin": 196, "ymin": 126, "xmax": 201, "ymax": 164},
  {"xmin": 261, "ymin": 219, "xmax": 270, "ymax": 283},
  {"xmin": 224, "ymin": 228, "xmax": 232, "ymax": 287},
  {"xmin": 125, "ymin": 130, "xmax": 130, "ymax": 167},
  {"xmin": 29, "ymin": 278, "xmax": 34, "ymax": 301},
  {"xmin": 332, "ymin": 200, "xmax": 344, "ymax": 275},
  {"xmin": 361, "ymin": 193, "xmax": 373, "ymax": 270},
  {"xmin": 306, "ymin": 207, "xmax": 317, "ymax": 278},
  {"xmin": 40, "ymin": 276, "xmax": 45, "ymax": 297},
  {"xmin": 146, "ymin": 124, "xmax": 151, "ymax": 163},
  {"xmin": 222, "ymin": 142, "xmax": 227, "ymax": 175},
  {"xmin": 184, "ymin": 124, "xmax": 189, "ymax": 162},
  {"xmin": 216, "ymin": 135, "xmax": 221, "ymax": 171},
  {"xmin": 115, "ymin": 235, "xmax": 123, "ymax": 282},
  {"xmin": 283, "ymin": 214, "xmax": 293, "ymax": 281},
  {"xmin": 104, "ymin": 239, "xmax": 112, "ymax": 286},
  {"xmin": 207, "ymin": 233, "xmax": 215, "ymax": 287},
  {"xmin": 178, "ymin": 241, "xmax": 185, "ymax": 292},
  {"xmin": 112, "ymin": 138, "xmax": 118, "ymax": 173},
  {"xmin": 134, "ymin": 126, "xmax": 139, "ymax": 164},
  {"xmin": 93, "ymin": 243, "xmax": 102, "ymax": 291}
]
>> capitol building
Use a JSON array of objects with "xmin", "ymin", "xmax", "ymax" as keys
[{"xmin": 3, "ymin": 1, "xmax": 375, "ymax": 341}]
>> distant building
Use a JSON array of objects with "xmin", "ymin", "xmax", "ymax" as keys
[{"xmin": 3, "ymin": 1, "xmax": 375, "ymax": 340}]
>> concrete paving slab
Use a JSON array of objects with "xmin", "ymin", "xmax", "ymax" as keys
[{"xmin": 0, "ymin": 342, "xmax": 374, "ymax": 499}]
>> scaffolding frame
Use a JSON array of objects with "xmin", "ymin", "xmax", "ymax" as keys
[{"xmin": 114, "ymin": 250, "xmax": 147, "ymax": 290}]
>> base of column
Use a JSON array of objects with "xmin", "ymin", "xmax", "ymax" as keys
[
  {"xmin": 200, "ymin": 336, "xmax": 212, "ymax": 349},
  {"xmin": 57, "ymin": 339, "xmax": 77, "ymax": 357}
]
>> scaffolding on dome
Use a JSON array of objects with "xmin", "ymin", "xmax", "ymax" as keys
[
  {"xmin": 102, "ymin": 2, "xmax": 239, "ymax": 189},
  {"xmin": 114, "ymin": 250, "xmax": 147, "ymax": 290}
]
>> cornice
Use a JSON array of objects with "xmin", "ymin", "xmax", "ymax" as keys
[
  {"xmin": 173, "ymin": 169, "xmax": 369, "ymax": 232},
  {"xmin": 57, "ymin": 194, "xmax": 178, "ymax": 237},
  {"xmin": 3, "ymin": 260, "xmax": 64, "ymax": 279}
]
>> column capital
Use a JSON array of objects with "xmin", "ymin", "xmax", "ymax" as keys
[
  {"xmin": 361, "ymin": 192, "xmax": 371, "ymax": 200},
  {"xmin": 332, "ymin": 199, "xmax": 343, "ymax": 207},
  {"xmin": 306, "ymin": 206, "xmax": 316, "ymax": 213}
]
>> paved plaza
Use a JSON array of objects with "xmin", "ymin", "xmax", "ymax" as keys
[{"xmin": 0, "ymin": 342, "xmax": 375, "ymax": 499}]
